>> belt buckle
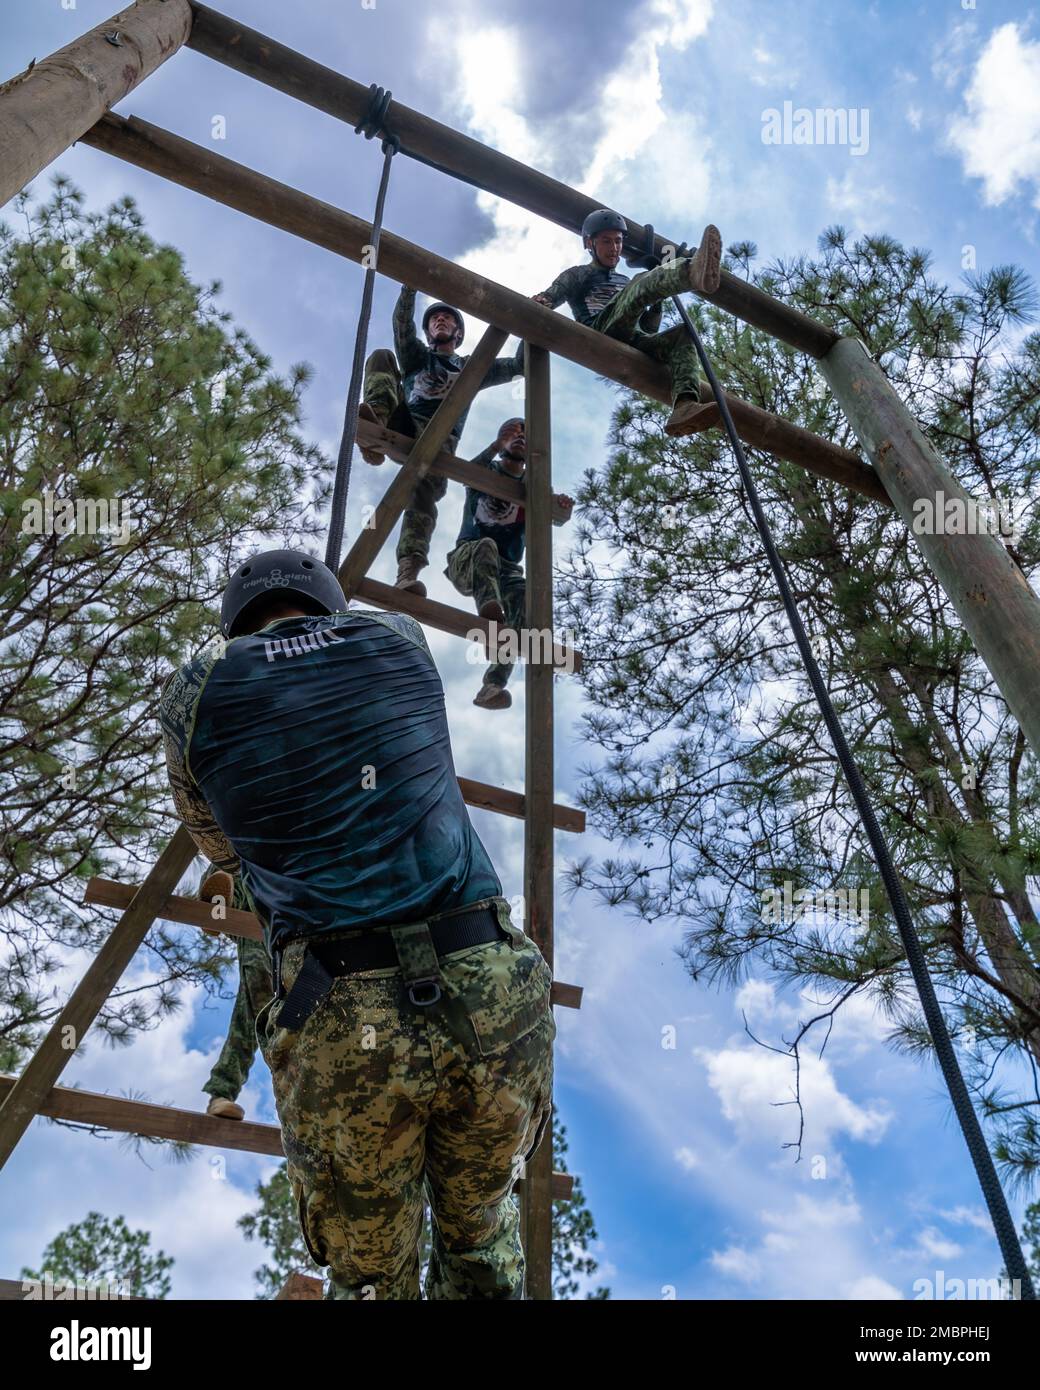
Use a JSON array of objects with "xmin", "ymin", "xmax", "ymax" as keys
[{"xmin": 408, "ymin": 976, "xmax": 442, "ymax": 1007}]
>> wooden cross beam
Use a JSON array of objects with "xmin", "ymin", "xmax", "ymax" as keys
[{"xmin": 78, "ymin": 114, "xmax": 889, "ymax": 507}]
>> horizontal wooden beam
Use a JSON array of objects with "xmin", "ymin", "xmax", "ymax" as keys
[
  {"xmin": 82, "ymin": 878, "xmax": 584, "ymax": 1009},
  {"xmin": 0, "ymin": 1076, "xmax": 575, "ymax": 1199},
  {"xmin": 0, "ymin": 0, "xmax": 192, "ymax": 209},
  {"xmin": 186, "ymin": 2, "xmax": 838, "ymax": 358},
  {"xmin": 356, "ymin": 419, "xmax": 571, "ymax": 526},
  {"xmin": 355, "ymin": 576, "xmax": 585, "ymax": 676},
  {"xmin": 79, "ymin": 113, "xmax": 888, "ymax": 506}
]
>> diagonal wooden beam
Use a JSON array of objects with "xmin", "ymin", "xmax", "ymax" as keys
[
  {"xmin": 336, "ymin": 326, "xmax": 507, "ymax": 598},
  {"xmin": 185, "ymin": 2, "xmax": 837, "ymax": 358},
  {"xmin": 356, "ymin": 419, "xmax": 571, "ymax": 525},
  {"xmin": 0, "ymin": 826, "xmax": 198, "ymax": 1170},
  {"xmin": 0, "ymin": 1076, "xmax": 576, "ymax": 1200},
  {"xmin": 354, "ymin": 576, "xmax": 583, "ymax": 676},
  {"xmin": 79, "ymin": 113, "xmax": 888, "ymax": 506}
]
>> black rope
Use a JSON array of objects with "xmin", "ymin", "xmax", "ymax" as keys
[
  {"xmin": 324, "ymin": 87, "xmax": 401, "ymax": 572},
  {"xmin": 666, "ymin": 286, "xmax": 1035, "ymax": 1298}
]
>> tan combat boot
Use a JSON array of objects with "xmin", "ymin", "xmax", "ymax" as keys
[
  {"xmin": 206, "ymin": 1097, "xmax": 245, "ymax": 1121},
  {"xmin": 665, "ymin": 397, "xmax": 722, "ymax": 438},
  {"xmin": 687, "ymin": 224, "xmax": 722, "ymax": 295},
  {"xmin": 474, "ymin": 680, "xmax": 512, "ymax": 710},
  {"xmin": 396, "ymin": 554, "xmax": 427, "ymax": 598}
]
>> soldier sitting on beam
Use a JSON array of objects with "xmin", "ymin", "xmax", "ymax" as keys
[{"xmin": 533, "ymin": 211, "xmax": 724, "ymax": 437}]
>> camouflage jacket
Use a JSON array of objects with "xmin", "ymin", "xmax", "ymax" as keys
[
  {"xmin": 394, "ymin": 287, "xmax": 523, "ymax": 440},
  {"xmin": 537, "ymin": 261, "xmax": 663, "ymax": 332}
]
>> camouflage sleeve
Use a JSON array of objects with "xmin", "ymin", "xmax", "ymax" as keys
[
  {"xmin": 392, "ymin": 286, "xmax": 425, "ymax": 375},
  {"xmin": 159, "ymin": 659, "xmax": 241, "ymax": 875},
  {"xmin": 536, "ymin": 265, "xmax": 583, "ymax": 308},
  {"xmin": 469, "ymin": 441, "xmax": 500, "ymax": 470},
  {"xmin": 480, "ymin": 338, "xmax": 525, "ymax": 389}
]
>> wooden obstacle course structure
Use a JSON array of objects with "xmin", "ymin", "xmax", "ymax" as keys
[{"xmin": 3, "ymin": 0, "xmax": 1040, "ymax": 1301}]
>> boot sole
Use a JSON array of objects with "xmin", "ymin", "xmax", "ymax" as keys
[{"xmin": 689, "ymin": 225, "xmax": 722, "ymax": 295}]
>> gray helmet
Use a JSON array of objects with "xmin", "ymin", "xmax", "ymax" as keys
[
  {"xmin": 422, "ymin": 302, "xmax": 465, "ymax": 347},
  {"xmin": 581, "ymin": 209, "xmax": 627, "ymax": 248},
  {"xmin": 220, "ymin": 549, "xmax": 347, "ymax": 638}
]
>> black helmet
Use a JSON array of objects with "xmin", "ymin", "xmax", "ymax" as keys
[
  {"xmin": 422, "ymin": 302, "xmax": 465, "ymax": 347},
  {"xmin": 581, "ymin": 209, "xmax": 627, "ymax": 247},
  {"xmin": 220, "ymin": 549, "xmax": 347, "ymax": 638}
]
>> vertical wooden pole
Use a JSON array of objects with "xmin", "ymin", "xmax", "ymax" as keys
[
  {"xmin": 0, "ymin": 825, "xmax": 198, "ymax": 1169},
  {"xmin": 820, "ymin": 336, "xmax": 1040, "ymax": 760},
  {"xmin": 0, "ymin": 0, "xmax": 193, "ymax": 209},
  {"xmin": 521, "ymin": 344, "xmax": 555, "ymax": 1300}
]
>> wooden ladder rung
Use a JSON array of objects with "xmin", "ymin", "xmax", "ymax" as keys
[
  {"xmin": 355, "ymin": 576, "xmax": 584, "ymax": 675},
  {"xmin": 0, "ymin": 1077, "xmax": 574, "ymax": 1199}
]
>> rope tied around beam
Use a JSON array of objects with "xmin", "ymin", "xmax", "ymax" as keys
[{"xmin": 324, "ymin": 85, "xmax": 400, "ymax": 570}]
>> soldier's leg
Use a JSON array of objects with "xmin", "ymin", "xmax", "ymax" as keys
[
  {"xmin": 203, "ymin": 945, "xmax": 259, "ymax": 1104},
  {"xmin": 362, "ymin": 348, "xmax": 403, "ymax": 425},
  {"xmin": 485, "ymin": 558, "xmax": 525, "ymax": 690},
  {"xmin": 396, "ymin": 470, "xmax": 450, "ymax": 569},
  {"xmin": 258, "ymin": 953, "xmax": 435, "ymax": 1301},
  {"xmin": 423, "ymin": 906, "xmax": 555, "ymax": 1300}
]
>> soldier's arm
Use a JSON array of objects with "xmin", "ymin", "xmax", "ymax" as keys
[
  {"xmin": 392, "ymin": 286, "xmax": 426, "ymax": 375},
  {"xmin": 480, "ymin": 337, "xmax": 526, "ymax": 389},
  {"xmin": 469, "ymin": 441, "xmax": 500, "ymax": 470},
  {"xmin": 159, "ymin": 664, "xmax": 241, "ymax": 877},
  {"xmin": 532, "ymin": 266, "xmax": 580, "ymax": 309}
]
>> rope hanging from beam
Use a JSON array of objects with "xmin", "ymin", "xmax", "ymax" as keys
[{"xmin": 324, "ymin": 85, "xmax": 400, "ymax": 570}]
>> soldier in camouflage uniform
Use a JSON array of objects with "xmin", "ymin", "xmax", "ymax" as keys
[
  {"xmin": 445, "ymin": 417, "xmax": 573, "ymax": 711},
  {"xmin": 356, "ymin": 287, "xmax": 525, "ymax": 598},
  {"xmin": 198, "ymin": 867, "xmax": 273, "ymax": 1122},
  {"xmin": 533, "ymin": 210, "xmax": 724, "ymax": 437},
  {"xmin": 160, "ymin": 550, "xmax": 554, "ymax": 1299}
]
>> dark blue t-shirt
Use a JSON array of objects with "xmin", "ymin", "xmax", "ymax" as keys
[{"xmin": 160, "ymin": 610, "xmax": 502, "ymax": 950}]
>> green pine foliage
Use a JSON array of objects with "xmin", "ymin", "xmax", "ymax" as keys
[
  {"xmin": 560, "ymin": 230, "xmax": 1040, "ymax": 1182},
  {"xmin": 21, "ymin": 1210, "xmax": 173, "ymax": 1298},
  {"xmin": 0, "ymin": 179, "xmax": 330, "ymax": 1070}
]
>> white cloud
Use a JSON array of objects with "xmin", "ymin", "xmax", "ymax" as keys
[
  {"xmin": 906, "ymin": 105, "xmax": 923, "ymax": 131},
  {"xmin": 916, "ymin": 1226, "xmax": 963, "ymax": 1261},
  {"xmin": 710, "ymin": 1244, "xmax": 761, "ymax": 1283},
  {"xmin": 825, "ymin": 168, "xmax": 894, "ymax": 229},
  {"xmin": 845, "ymin": 1274, "xmax": 903, "ymax": 1299},
  {"xmin": 947, "ymin": 23, "xmax": 1040, "ymax": 209},
  {"xmin": 674, "ymin": 1145, "xmax": 700, "ymax": 1171},
  {"xmin": 699, "ymin": 1044, "xmax": 891, "ymax": 1149}
]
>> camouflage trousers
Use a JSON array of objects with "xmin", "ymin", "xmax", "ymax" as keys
[
  {"xmin": 256, "ymin": 897, "xmax": 555, "ymax": 1300},
  {"xmin": 445, "ymin": 538, "xmax": 526, "ymax": 689},
  {"xmin": 591, "ymin": 258, "xmax": 702, "ymax": 404},
  {"xmin": 363, "ymin": 347, "xmax": 454, "ymax": 568},
  {"xmin": 203, "ymin": 935, "xmax": 274, "ymax": 1103}
]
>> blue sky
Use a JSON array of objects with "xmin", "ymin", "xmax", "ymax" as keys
[{"xmin": 2, "ymin": 0, "xmax": 1039, "ymax": 1299}]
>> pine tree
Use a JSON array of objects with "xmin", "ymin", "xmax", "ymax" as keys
[
  {"xmin": 21, "ymin": 1210, "xmax": 173, "ymax": 1298},
  {"xmin": 0, "ymin": 179, "xmax": 330, "ymax": 1069},
  {"xmin": 559, "ymin": 230, "xmax": 1040, "ymax": 1182}
]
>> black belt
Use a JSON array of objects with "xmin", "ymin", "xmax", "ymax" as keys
[{"xmin": 274, "ymin": 905, "xmax": 505, "ymax": 1031}]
